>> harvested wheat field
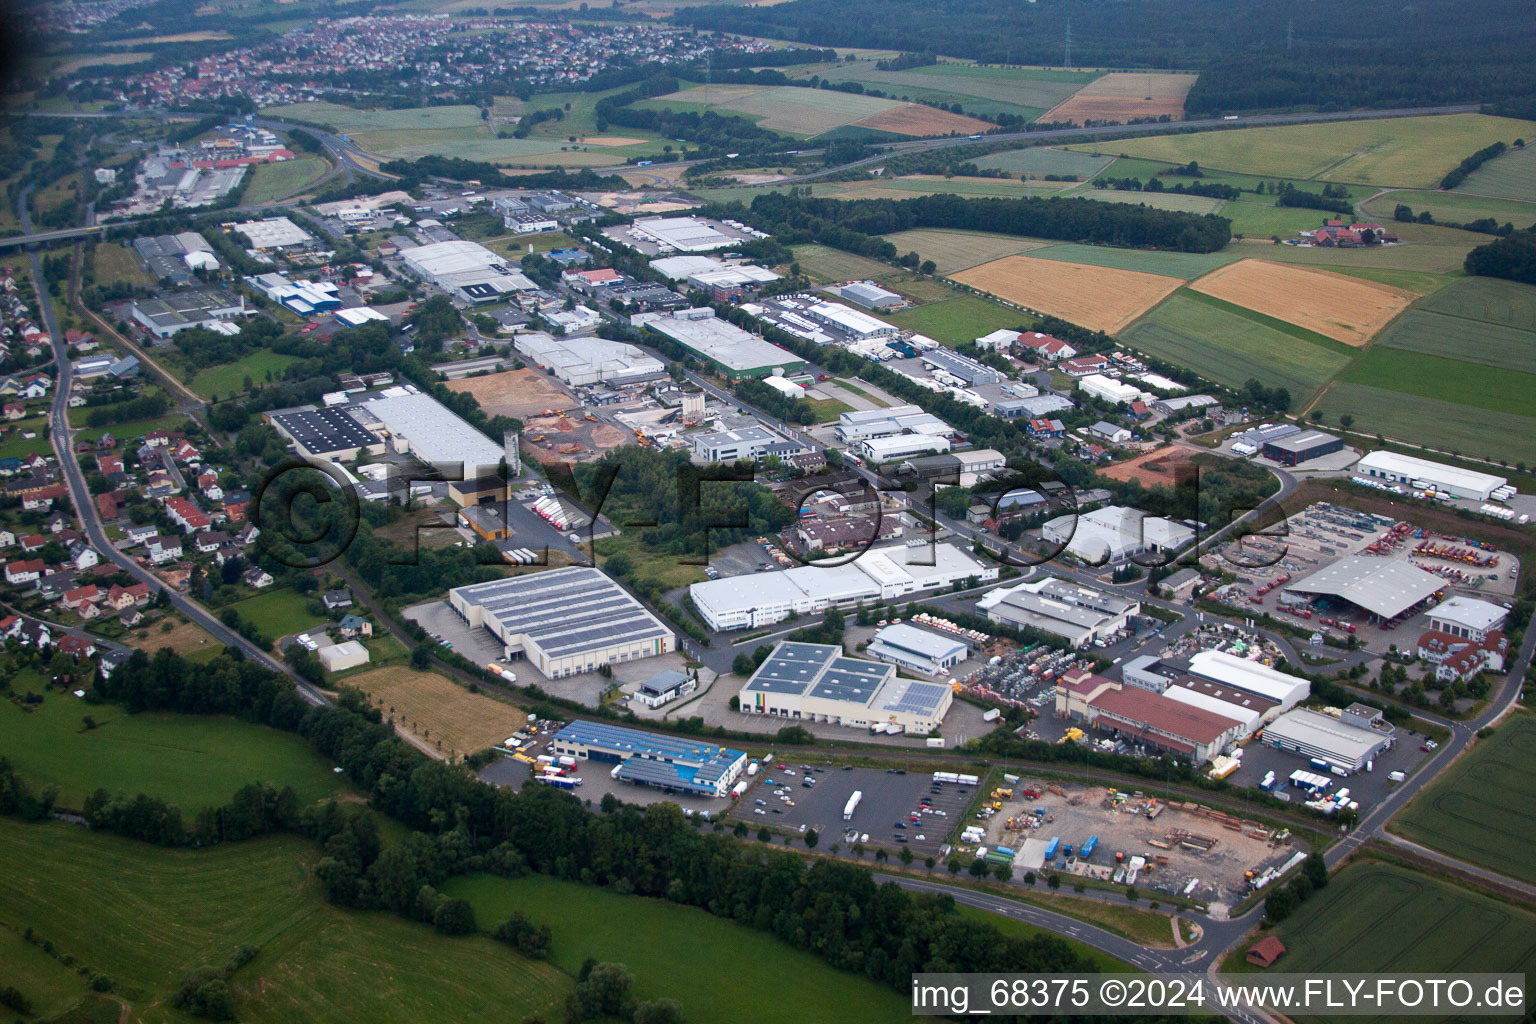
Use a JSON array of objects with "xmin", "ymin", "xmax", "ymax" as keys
[
  {"xmin": 848, "ymin": 104, "xmax": 994, "ymax": 137},
  {"xmin": 447, "ymin": 368, "xmax": 575, "ymax": 420},
  {"xmin": 952, "ymin": 254, "xmax": 1182, "ymax": 334},
  {"xmin": 1100, "ymin": 445, "xmax": 1198, "ymax": 488},
  {"xmin": 1189, "ymin": 259, "xmax": 1417, "ymax": 346},
  {"xmin": 122, "ymin": 618, "xmax": 219, "ymax": 658},
  {"xmin": 348, "ymin": 666, "xmax": 527, "ymax": 759},
  {"xmin": 1044, "ymin": 72, "xmax": 1198, "ymax": 124}
]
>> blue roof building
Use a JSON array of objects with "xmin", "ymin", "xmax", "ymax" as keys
[{"xmin": 550, "ymin": 721, "xmax": 747, "ymax": 798}]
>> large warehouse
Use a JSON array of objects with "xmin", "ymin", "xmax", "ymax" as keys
[
  {"xmin": 859, "ymin": 433, "xmax": 952, "ymax": 463},
  {"xmin": 513, "ymin": 332, "xmax": 664, "ymax": 386},
  {"xmin": 1262, "ymin": 430, "xmax": 1344, "ymax": 466},
  {"xmin": 835, "ymin": 405, "xmax": 954, "ymax": 443},
  {"xmin": 1186, "ymin": 650, "xmax": 1309, "ymax": 712},
  {"xmin": 1055, "ymin": 672, "xmax": 1244, "ymax": 763},
  {"xmin": 355, "ymin": 388, "xmax": 506, "ymax": 478},
  {"xmin": 1260, "ymin": 704, "xmax": 1395, "ymax": 773},
  {"xmin": 1041, "ymin": 506, "xmax": 1195, "ymax": 565},
  {"xmin": 267, "ymin": 405, "xmax": 386, "ymax": 462},
  {"xmin": 629, "ymin": 216, "xmax": 737, "ymax": 252},
  {"xmin": 689, "ymin": 542, "xmax": 996, "ymax": 631},
  {"xmin": 865, "ymin": 623, "xmax": 969, "ymax": 677},
  {"xmin": 1283, "ymin": 556, "xmax": 1445, "ymax": 621},
  {"xmin": 740, "ymin": 641, "xmax": 953, "ymax": 734},
  {"xmin": 449, "ymin": 567, "xmax": 675, "ymax": 678},
  {"xmin": 980, "ymin": 577, "xmax": 1140, "ymax": 648},
  {"xmin": 550, "ymin": 721, "xmax": 746, "ymax": 798},
  {"xmin": 1354, "ymin": 450, "xmax": 1507, "ymax": 501},
  {"xmin": 400, "ymin": 240, "xmax": 536, "ymax": 302},
  {"xmin": 632, "ymin": 308, "xmax": 805, "ymax": 381}
]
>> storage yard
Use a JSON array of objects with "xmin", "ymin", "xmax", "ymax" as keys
[{"xmin": 978, "ymin": 777, "xmax": 1306, "ymax": 910}]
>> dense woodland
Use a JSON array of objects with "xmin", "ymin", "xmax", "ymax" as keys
[
  {"xmin": 1464, "ymin": 230, "xmax": 1536, "ymax": 285},
  {"xmin": 675, "ymin": 0, "xmax": 1536, "ymax": 116},
  {"xmin": 744, "ymin": 190, "xmax": 1232, "ymax": 253}
]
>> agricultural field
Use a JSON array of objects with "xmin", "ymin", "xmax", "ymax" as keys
[
  {"xmin": 121, "ymin": 617, "xmax": 221, "ymax": 659},
  {"xmin": 1391, "ymin": 715, "xmax": 1536, "ymax": 883},
  {"xmin": 1188, "ymin": 259, "xmax": 1417, "ymax": 346},
  {"xmin": 446, "ymin": 872, "xmax": 910, "ymax": 1024},
  {"xmin": 230, "ymin": 587, "xmax": 329, "ymax": 641},
  {"xmin": 189, "ymin": 350, "xmax": 301, "ymax": 399},
  {"xmin": 1221, "ymin": 200, "xmax": 1335, "ymax": 240},
  {"xmin": 1308, "ymin": 381, "xmax": 1536, "ymax": 467},
  {"xmin": 1022, "ymin": 241, "xmax": 1238, "ymax": 280},
  {"xmin": 0, "ymin": 684, "xmax": 356, "ymax": 810},
  {"xmin": 1120, "ymin": 291, "xmax": 1351, "ymax": 399},
  {"xmin": 1069, "ymin": 113, "xmax": 1531, "ymax": 188},
  {"xmin": 1072, "ymin": 187, "xmax": 1225, "ymax": 214},
  {"xmin": 879, "ymin": 228, "xmax": 1051, "ymax": 274},
  {"xmin": 1244, "ymin": 860, "xmax": 1536, "ymax": 1023},
  {"xmin": 1337, "ymin": 348, "xmax": 1536, "ymax": 418},
  {"xmin": 1041, "ymin": 71, "xmax": 1198, "ymax": 124},
  {"xmin": 0, "ymin": 822, "xmax": 571, "ymax": 1024},
  {"xmin": 641, "ymin": 83, "xmax": 990, "ymax": 138},
  {"xmin": 971, "ymin": 146, "xmax": 1113, "ymax": 180},
  {"xmin": 1360, "ymin": 188, "xmax": 1536, "ymax": 230},
  {"xmin": 1376, "ymin": 312, "xmax": 1536, "ymax": 375},
  {"xmin": 883, "ymin": 294, "xmax": 1027, "ymax": 345},
  {"xmin": 1250, "ymin": 221, "xmax": 1481, "ymax": 275},
  {"xmin": 952, "ymin": 253, "xmax": 1183, "ymax": 333},
  {"xmin": 346, "ymin": 665, "xmax": 527, "ymax": 760},
  {"xmin": 1453, "ymin": 142, "xmax": 1536, "ymax": 203},
  {"xmin": 789, "ymin": 243, "xmax": 898, "ymax": 285},
  {"xmin": 242, "ymin": 156, "xmax": 330, "ymax": 204},
  {"xmin": 1416, "ymin": 274, "xmax": 1536, "ymax": 331},
  {"xmin": 789, "ymin": 60, "xmax": 1097, "ymax": 122}
]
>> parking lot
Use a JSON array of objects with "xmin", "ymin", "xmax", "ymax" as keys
[{"xmin": 728, "ymin": 765, "xmax": 977, "ymax": 860}]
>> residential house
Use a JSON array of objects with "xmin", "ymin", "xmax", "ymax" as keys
[
  {"xmin": 338, "ymin": 614, "xmax": 373, "ymax": 639},
  {"xmin": 68, "ymin": 541, "xmax": 98, "ymax": 570},
  {"xmin": 120, "ymin": 607, "xmax": 144, "ymax": 627},
  {"xmin": 0, "ymin": 528, "xmax": 12, "ymax": 547},
  {"xmin": 146, "ymin": 535, "xmax": 183, "ymax": 564},
  {"xmin": 198, "ymin": 472, "xmax": 224, "ymax": 502},
  {"xmin": 242, "ymin": 567, "xmax": 274, "ymax": 589},
  {"xmin": 44, "ymin": 511, "xmax": 70, "ymax": 534},
  {"xmin": 96, "ymin": 492, "xmax": 120, "ymax": 520},
  {"xmin": 165, "ymin": 496, "xmax": 211, "ymax": 533},
  {"xmin": 1026, "ymin": 418, "xmax": 1066, "ymax": 439},
  {"xmin": 1016, "ymin": 332, "xmax": 1076, "ymax": 362},
  {"xmin": 21, "ymin": 483, "xmax": 66, "ymax": 511},
  {"xmin": 2, "ymin": 403, "xmax": 22, "ymax": 420},
  {"xmin": 0, "ymin": 614, "xmax": 20, "ymax": 640},
  {"xmin": 123, "ymin": 524, "xmax": 158, "ymax": 546},
  {"xmin": 62, "ymin": 585, "xmax": 100, "ymax": 610},
  {"xmin": 322, "ymin": 588, "xmax": 354, "ymax": 611},
  {"xmin": 4, "ymin": 558, "xmax": 44, "ymax": 585},
  {"xmin": 194, "ymin": 530, "xmax": 228, "ymax": 554},
  {"xmin": 56, "ymin": 634, "xmax": 95, "ymax": 659}
]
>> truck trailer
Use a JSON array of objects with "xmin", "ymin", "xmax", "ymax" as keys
[{"xmin": 843, "ymin": 791, "xmax": 863, "ymax": 821}]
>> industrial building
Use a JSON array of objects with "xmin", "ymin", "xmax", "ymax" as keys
[
  {"xmin": 550, "ymin": 720, "xmax": 745, "ymax": 798},
  {"xmin": 353, "ymin": 388, "xmax": 507, "ymax": 478},
  {"xmin": 132, "ymin": 232, "xmax": 218, "ymax": 283},
  {"xmin": 1162, "ymin": 675, "xmax": 1277, "ymax": 733},
  {"xmin": 838, "ymin": 281, "xmax": 904, "ymax": 310},
  {"xmin": 400, "ymin": 240, "xmax": 536, "ymax": 303},
  {"xmin": 632, "ymin": 308, "xmax": 804, "ymax": 381},
  {"xmin": 1262, "ymin": 430, "xmax": 1344, "ymax": 466},
  {"xmin": 1283, "ymin": 556, "xmax": 1445, "ymax": 621},
  {"xmin": 804, "ymin": 301, "xmax": 899, "ymax": 340},
  {"xmin": 1354, "ymin": 450, "xmax": 1508, "ymax": 502},
  {"xmin": 979, "ymin": 577, "xmax": 1140, "ymax": 648},
  {"xmin": 232, "ymin": 216, "xmax": 313, "ymax": 249},
  {"xmin": 859, "ymin": 432, "xmax": 951, "ymax": 463},
  {"xmin": 651, "ymin": 255, "xmax": 780, "ymax": 295},
  {"xmin": 1260, "ymin": 704, "xmax": 1395, "ymax": 772},
  {"xmin": 1015, "ymin": 394, "xmax": 1076, "ymax": 418},
  {"xmin": 1185, "ymin": 650, "xmax": 1309, "ymax": 713},
  {"xmin": 131, "ymin": 291, "xmax": 250, "ymax": 338},
  {"xmin": 690, "ymin": 426, "xmax": 802, "ymax": 463},
  {"xmin": 1077, "ymin": 373, "xmax": 1144, "ymax": 406},
  {"xmin": 628, "ymin": 216, "xmax": 737, "ymax": 253},
  {"xmin": 891, "ymin": 448, "xmax": 1006, "ymax": 486},
  {"xmin": 1427, "ymin": 595, "xmax": 1508, "ymax": 640},
  {"xmin": 1041, "ymin": 506, "xmax": 1195, "ymax": 565},
  {"xmin": 689, "ymin": 542, "xmax": 996, "ymax": 631},
  {"xmin": 449, "ymin": 567, "xmax": 675, "ymax": 678},
  {"xmin": 267, "ymin": 405, "xmax": 386, "ymax": 462},
  {"xmin": 1055, "ymin": 672, "xmax": 1243, "ymax": 762},
  {"xmin": 921, "ymin": 349, "xmax": 1003, "ymax": 387},
  {"xmin": 740, "ymin": 641, "xmax": 953, "ymax": 734},
  {"xmin": 317, "ymin": 640, "xmax": 370, "ymax": 672},
  {"xmin": 512, "ymin": 332, "xmax": 664, "ymax": 386},
  {"xmin": 865, "ymin": 623, "xmax": 968, "ymax": 677},
  {"xmin": 835, "ymin": 405, "xmax": 953, "ymax": 443}
]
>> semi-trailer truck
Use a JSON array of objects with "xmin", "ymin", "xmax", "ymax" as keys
[{"xmin": 844, "ymin": 791, "xmax": 863, "ymax": 821}]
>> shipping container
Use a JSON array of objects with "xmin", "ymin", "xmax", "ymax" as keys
[
  {"xmin": 926, "ymin": 737, "xmax": 945, "ymax": 748},
  {"xmin": 1080, "ymin": 835, "xmax": 1099, "ymax": 858},
  {"xmin": 1043, "ymin": 837, "xmax": 1060, "ymax": 860}
]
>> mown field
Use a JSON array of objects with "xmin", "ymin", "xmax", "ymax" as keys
[
  {"xmin": 1022, "ymin": 241, "xmax": 1238, "ymax": 280},
  {"xmin": 241, "ymin": 156, "xmax": 329, "ymax": 204},
  {"xmin": 1120, "ymin": 291, "xmax": 1350, "ymax": 399},
  {"xmin": 1360, "ymin": 187, "xmax": 1536, "ymax": 230},
  {"xmin": 1072, "ymin": 187, "xmax": 1224, "ymax": 214},
  {"xmin": 640, "ymin": 83, "xmax": 989, "ymax": 138},
  {"xmin": 954, "ymin": 253, "xmax": 1182, "ymax": 334},
  {"xmin": 1042, "ymin": 71, "xmax": 1198, "ymax": 124},
  {"xmin": 91, "ymin": 241, "xmax": 157, "ymax": 289},
  {"xmin": 0, "ymin": 822, "xmax": 571, "ymax": 1024},
  {"xmin": 446, "ymin": 872, "xmax": 911, "ymax": 1024},
  {"xmin": 883, "ymin": 294, "xmax": 1027, "ymax": 345},
  {"xmin": 347, "ymin": 665, "xmax": 527, "ymax": 760},
  {"xmin": 789, "ymin": 60, "xmax": 1097, "ymax": 122},
  {"xmin": 0, "ymin": 682, "xmax": 356, "ymax": 810},
  {"xmin": 230, "ymin": 587, "xmax": 329, "ymax": 641},
  {"xmin": 1187, "ymin": 259, "xmax": 1416, "ymax": 346},
  {"xmin": 1071, "ymin": 114, "xmax": 1532, "ymax": 187},
  {"xmin": 1453, "ymin": 142, "xmax": 1536, "ymax": 203},
  {"xmin": 189, "ymin": 350, "xmax": 301, "ymax": 399},
  {"xmin": 1245, "ymin": 860, "xmax": 1536, "ymax": 1024},
  {"xmin": 1391, "ymin": 714, "xmax": 1536, "ymax": 884},
  {"xmin": 790, "ymin": 243, "xmax": 897, "ymax": 284}
]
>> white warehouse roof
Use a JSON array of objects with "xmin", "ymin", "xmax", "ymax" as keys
[
  {"xmin": 1186, "ymin": 650, "xmax": 1309, "ymax": 709},
  {"xmin": 359, "ymin": 389, "xmax": 505, "ymax": 476},
  {"xmin": 1284, "ymin": 556, "xmax": 1444, "ymax": 620},
  {"xmin": 1428, "ymin": 595, "xmax": 1508, "ymax": 633},
  {"xmin": 234, "ymin": 217, "xmax": 312, "ymax": 248}
]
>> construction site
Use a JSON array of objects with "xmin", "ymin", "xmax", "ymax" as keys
[
  {"xmin": 974, "ymin": 777, "xmax": 1306, "ymax": 914},
  {"xmin": 519, "ymin": 409, "xmax": 629, "ymax": 464}
]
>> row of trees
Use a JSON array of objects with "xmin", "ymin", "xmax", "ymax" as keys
[{"xmin": 745, "ymin": 190, "xmax": 1233, "ymax": 253}]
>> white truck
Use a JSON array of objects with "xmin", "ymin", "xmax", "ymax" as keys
[{"xmin": 843, "ymin": 790, "xmax": 863, "ymax": 821}]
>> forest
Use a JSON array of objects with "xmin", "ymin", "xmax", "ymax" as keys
[
  {"xmin": 674, "ymin": 0, "xmax": 1536, "ymax": 115},
  {"xmin": 1464, "ymin": 230, "xmax": 1536, "ymax": 285},
  {"xmin": 745, "ymin": 190, "xmax": 1233, "ymax": 253}
]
